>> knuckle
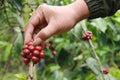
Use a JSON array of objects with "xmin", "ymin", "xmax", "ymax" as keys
[{"xmin": 40, "ymin": 29, "xmax": 50, "ymax": 40}]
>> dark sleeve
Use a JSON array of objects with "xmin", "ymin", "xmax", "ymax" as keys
[{"xmin": 84, "ymin": 0, "xmax": 120, "ymax": 19}]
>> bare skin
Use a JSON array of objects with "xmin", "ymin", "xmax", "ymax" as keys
[{"xmin": 24, "ymin": 0, "xmax": 89, "ymax": 45}]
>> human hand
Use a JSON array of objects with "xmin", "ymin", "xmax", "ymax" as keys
[{"xmin": 24, "ymin": 0, "xmax": 89, "ymax": 45}]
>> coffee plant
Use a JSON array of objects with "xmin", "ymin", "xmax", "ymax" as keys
[{"xmin": 0, "ymin": 0, "xmax": 120, "ymax": 80}]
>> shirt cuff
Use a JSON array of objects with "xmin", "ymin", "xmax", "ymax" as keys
[{"xmin": 85, "ymin": 0, "xmax": 107, "ymax": 19}]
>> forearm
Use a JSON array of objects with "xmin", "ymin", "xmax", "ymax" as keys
[{"xmin": 67, "ymin": 0, "xmax": 90, "ymax": 22}]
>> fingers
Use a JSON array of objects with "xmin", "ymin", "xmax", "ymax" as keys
[
  {"xmin": 33, "ymin": 23, "xmax": 57, "ymax": 45},
  {"xmin": 24, "ymin": 15, "xmax": 41, "ymax": 44},
  {"xmin": 24, "ymin": 6, "xmax": 44, "ymax": 44},
  {"xmin": 29, "ymin": 10, "xmax": 42, "ymax": 27},
  {"xmin": 25, "ymin": 4, "xmax": 56, "ymax": 45},
  {"xmin": 24, "ymin": 23, "xmax": 34, "ymax": 44}
]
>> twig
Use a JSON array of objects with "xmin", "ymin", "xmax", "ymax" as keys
[
  {"xmin": 81, "ymin": 20, "xmax": 106, "ymax": 80},
  {"xmin": 28, "ymin": 61, "xmax": 33, "ymax": 80},
  {"xmin": 88, "ymin": 40, "xmax": 101, "ymax": 64},
  {"xmin": 81, "ymin": 20, "xmax": 101, "ymax": 64},
  {"xmin": 28, "ymin": 61, "xmax": 37, "ymax": 80},
  {"xmin": 33, "ymin": 66, "xmax": 37, "ymax": 80}
]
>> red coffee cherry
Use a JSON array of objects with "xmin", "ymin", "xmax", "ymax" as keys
[
  {"xmin": 32, "ymin": 56, "xmax": 39, "ymax": 64},
  {"xmin": 87, "ymin": 31, "xmax": 92, "ymax": 34},
  {"xmin": 21, "ymin": 52, "xmax": 26, "ymax": 58},
  {"xmin": 52, "ymin": 50, "xmax": 57, "ymax": 56},
  {"xmin": 22, "ymin": 44, "xmax": 28, "ymax": 50},
  {"xmin": 39, "ymin": 51, "xmax": 44, "ymax": 58},
  {"xmin": 82, "ymin": 31, "xmax": 92, "ymax": 40},
  {"xmin": 102, "ymin": 68, "xmax": 109, "ymax": 74},
  {"xmin": 23, "ymin": 49, "xmax": 30, "ymax": 55},
  {"xmin": 28, "ymin": 45, "xmax": 35, "ymax": 52},
  {"xmin": 35, "ymin": 46, "xmax": 42, "ymax": 51},
  {"xmin": 33, "ymin": 50, "xmax": 40, "ymax": 57},
  {"xmin": 27, "ymin": 53, "xmax": 32, "ymax": 59},
  {"xmin": 23, "ymin": 58, "xmax": 30, "ymax": 64}
]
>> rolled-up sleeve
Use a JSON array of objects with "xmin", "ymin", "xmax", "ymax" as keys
[{"xmin": 85, "ymin": 0, "xmax": 120, "ymax": 19}]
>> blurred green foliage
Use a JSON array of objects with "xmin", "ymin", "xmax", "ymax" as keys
[{"xmin": 0, "ymin": 0, "xmax": 120, "ymax": 80}]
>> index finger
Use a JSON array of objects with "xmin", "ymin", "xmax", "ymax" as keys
[
  {"xmin": 24, "ymin": 10, "xmax": 42, "ymax": 44},
  {"xmin": 24, "ymin": 23, "xmax": 34, "ymax": 44}
]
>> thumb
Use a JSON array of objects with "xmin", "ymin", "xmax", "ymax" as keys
[{"xmin": 33, "ymin": 23, "xmax": 57, "ymax": 45}]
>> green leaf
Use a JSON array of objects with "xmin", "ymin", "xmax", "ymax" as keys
[
  {"xmin": 0, "ymin": 41, "xmax": 12, "ymax": 61},
  {"xmin": 0, "ymin": 41, "xmax": 9, "ymax": 46},
  {"xmin": 86, "ymin": 57, "xmax": 117, "ymax": 80},
  {"xmin": 4, "ymin": 43, "xmax": 12, "ymax": 61},
  {"xmin": 6, "ymin": 0, "xmax": 22, "ymax": 11},
  {"xmin": 74, "ymin": 54, "xmax": 83, "ymax": 61},
  {"xmin": 115, "ymin": 11, "xmax": 120, "ymax": 17},
  {"xmin": 111, "ymin": 17, "xmax": 120, "ymax": 24},
  {"xmin": 72, "ymin": 22, "xmax": 83, "ymax": 37},
  {"xmin": 91, "ymin": 18, "xmax": 107, "ymax": 33},
  {"xmin": 110, "ymin": 68, "xmax": 120, "ymax": 80},
  {"xmin": 13, "ymin": 13, "xmax": 24, "ymax": 27},
  {"xmin": 15, "ymin": 73, "xmax": 27, "ymax": 80},
  {"xmin": 97, "ymin": 74, "xmax": 116, "ymax": 80},
  {"xmin": 50, "ymin": 65, "xmax": 60, "ymax": 72},
  {"xmin": 86, "ymin": 57, "xmax": 101, "ymax": 75},
  {"xmin": 12, "ymin": 32, "xmax": 24, "ymax": 54},
  {"xmin": 57, "ymin": 48, "xmax": 74, "ymax": 68},
  {"xmin": 53, "ymin": 71, "xmax": 64, "ymax": 80}
]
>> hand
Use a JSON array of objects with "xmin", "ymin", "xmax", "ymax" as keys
[{"xmin": 24, "ymin": 0, "xmax": 89, "ymax": 45}]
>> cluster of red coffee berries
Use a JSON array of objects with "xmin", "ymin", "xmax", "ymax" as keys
[
  {"xmin": 21, "ymin": 41, "xmax": 57, "ymax": 65},
  {"xmin": 82, "ymin": 31, "xmax": 92, "ymax": 40},
  {"xmin": 21, "ymin": 42, "xmax": 44, "ymax": 65},
  {"xmin": 102, "ymin": 68, "xmax": 109, "ymax": 74}
]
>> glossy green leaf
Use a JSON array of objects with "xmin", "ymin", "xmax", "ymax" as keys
[
  {"xmin": 91, "ymin": 18, "xmax": 107, "ymax": 33},
  {"xmin": 86, "ymin": 57, "xmax": 101, "ymax": 75},
  {"xmin": 6, "ymin": 0, "xmax": 22, "ymax": 11},
  {"xmin": 12, "ymin": 31, "xmax": 24, "ymax": 54},
  {"xmin": 13, "ymin": 13, "xmax": 24, "ymax": 27}
]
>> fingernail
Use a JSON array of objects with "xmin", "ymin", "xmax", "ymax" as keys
[{"xmin": 33, "ymin": 38, "xmax": 43, "ymax": 46}]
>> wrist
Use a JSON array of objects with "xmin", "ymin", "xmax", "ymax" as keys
[{"xmin": 67, "ymin": 0, "xmax": 89, "ymax": 22}]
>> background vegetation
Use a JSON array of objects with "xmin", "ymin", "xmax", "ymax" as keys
[{"xmin": 0, "ymin": 0, "xmax": 120, "ymax": 80}]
